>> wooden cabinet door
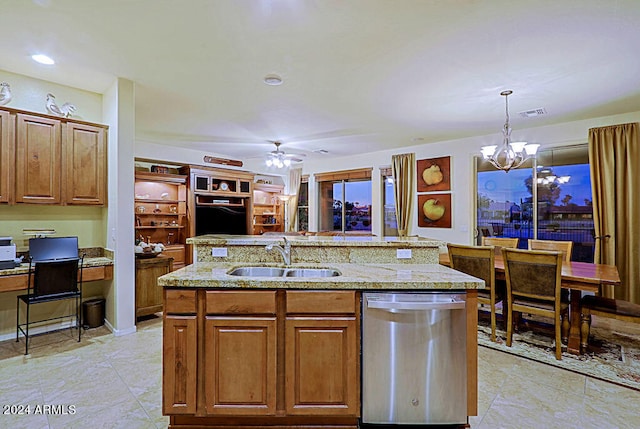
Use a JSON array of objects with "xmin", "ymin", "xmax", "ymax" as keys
[
  {"xmin": 0, "ymin": 110, "xmax": 12, "ymax": 203},
  {"xmin": 135, "ymin": 257, "xmax": 172, "ymax": 318},
  {"xmin": 204, "ymin": 317, "xmax": 277, "ymax": 415},
  {"xmin": 64, "ymin": 122, "xmax": 106, "ymax": 205},
  {"xmin": 285, "ymin": 317, "xmax": 358, "ymax": 416},
  {"xmin": 15, "ymin": 113, "xmax": 61, "ymax": 204},
  {"xmin": 163, "ymin": 315, "xmax": 197, "ymax": 415}
]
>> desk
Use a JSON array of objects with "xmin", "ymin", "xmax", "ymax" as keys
[
  {"xmin": 439, "ymin": 253, "xmax": 621, "ymax": 354},
  {"xmin": 0, "ymin": 257, "xmax": 114, "ymax": 293}
]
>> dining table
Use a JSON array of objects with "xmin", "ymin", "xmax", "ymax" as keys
[{"xmin": 439, "ymin": 252, "xmax": 621, "ymax": 355}]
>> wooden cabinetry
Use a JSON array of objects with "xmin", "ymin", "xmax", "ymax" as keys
[
  {"xmin": 0, "ymin": 110, "xmax": 12, "ymax": 203},
  {"xmin": 284, "ymin": 291, "xmax": 358, "ymax": 416},
  {"xmin": 162, "ymin": 289, "xmax": 360, "ymax": 428},
  {"xmin": 163, "ymin": 289, "xmax": 198, "ymax": 414},
  {"xmin": 135, "ymin": 256, "xmax": 173, "ymax": 318},
  {"xmin": 15, "ymin": 113, "xmax": 62, "ymax": 204},
  {"xmin": 204, "ymin": 290, "xmax": 277, "ymax": 415},
  {"xmin": 63, "ymin": 121, "xmax": 107, "ymax": 205},
  {"xmin": 181, "ymin": 166, "xmax": 255, "ymax": 251},
  {"xmin": 135, "ymin": 172, "xmax": 188, "ymax": 270},
  {"xmin": 1, "ymin": 106, "xmax": 108, "ymax": 206},
  {"xmin": 252, "ymin": 183, "xmax": 284, "ymax": 235}
]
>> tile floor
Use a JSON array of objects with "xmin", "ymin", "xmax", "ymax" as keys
[{"xmin": 0, "ymin": 316, "xmax": 639, "ymax": 429}]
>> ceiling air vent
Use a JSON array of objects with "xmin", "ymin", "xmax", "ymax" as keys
[{"xmin": 519, "ymin": 108, "xmax": 547, "ymax": 118}]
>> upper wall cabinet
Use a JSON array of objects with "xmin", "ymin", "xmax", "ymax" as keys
[
  {"xmin": 0, "ymin": 110, "xmax": 12, "ymax": 203},
  {"xmin": 15, "ymin": 113, "xmax": 62, "ymax": 204},
  {"xmin": 63, "ymin": 122, "xmax": 107, "ymax": 205},
  {"xmin": 2, "ymin": 107, "xmax": 108, "ymax": 206}
]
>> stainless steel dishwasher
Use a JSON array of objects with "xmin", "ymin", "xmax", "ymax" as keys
[{"xmin": 362, "ymin": 292, "xmax": 467, "ymax": 425}]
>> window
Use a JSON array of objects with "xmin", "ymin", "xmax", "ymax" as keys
[
  {"xmin": 296, "ymin": 180, "xmax": 308, "ymax": 231},
  {"xmin": 381, "ymin": 168, "xmax": 398, "ymax": 236},
  {"xmin": 316, "ymin": 168, "xmax": 372, "ymax": 233},
  {"xmin": 476, "ymin": 145, "xmax": 594, "ymax": 262}
]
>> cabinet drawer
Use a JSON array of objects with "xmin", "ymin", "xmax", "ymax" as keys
[
  {"xmin": 206, "ymin": 290, "xmax": 276, "ymax": 315},
  {"xmin": 165, "ymin": 289, "xmax": 197, "ymax": 314},
  {"xmin": 163, "ymin": 247, "xmax": 185, "ymax": 264},
  {"xmin": 286, "ymin": 291, "xmax": 356, "ymax": 314}
]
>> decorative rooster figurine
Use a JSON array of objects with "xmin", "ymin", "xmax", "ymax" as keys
[
  {"xmin": 0, "ymin": 82, "xmax": 12, "ymax": 106},
  {"xmin": 46, "ymin": 93, "xmax": 76, "ymax": 117}
]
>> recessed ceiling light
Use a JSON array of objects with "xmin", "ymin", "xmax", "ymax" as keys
[
  {"xmin": 32, "ymin": 54, "xmax": 55, "ymax": 65},
  {"xmin": 263, "ymin": 74, "xmax": 283, "ymax": 86}
]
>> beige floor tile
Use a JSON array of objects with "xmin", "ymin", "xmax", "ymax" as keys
[
  {"xmin": 48, "ymin": 396, "xmax": 156, "ymax": 429},
  {"xmin": 1, "ymin": 313, "xmax": 639, "ymax": 428}
]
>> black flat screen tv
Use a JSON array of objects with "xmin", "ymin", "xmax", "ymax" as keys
[{"xmin": 195, "ymin": 206, "xmax": 247, "ymax": 235}]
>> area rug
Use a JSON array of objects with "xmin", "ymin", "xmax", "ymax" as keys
[{"xmin": 477, "ymin": 316, "xmax": 640, "ymax": 391}]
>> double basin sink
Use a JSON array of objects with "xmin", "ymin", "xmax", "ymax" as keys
[{"xmin": 228, "ymin": 266, "xmax": 341, "ymax": 278}]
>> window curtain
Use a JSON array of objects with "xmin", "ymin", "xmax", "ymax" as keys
[
  {"xmin": 286, "ymin": 168, "xmax": 302, "ymax": 232},
  {"xmin": 391, "ymin": 153, "xmax": 415, "ymax": 237},
  {"xmin": 588, "ymin": 122, "xmax": 640, "ymax": 303}
]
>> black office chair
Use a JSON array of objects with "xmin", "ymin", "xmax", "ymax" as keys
[{"xmin": 16, "ymin": 256, "xmax": 84, "ymax": 355}]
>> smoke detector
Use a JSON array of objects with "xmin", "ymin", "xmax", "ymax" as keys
[{"xmin": 519, "ymin": 108, "xmax": 547, "ymax": 118}]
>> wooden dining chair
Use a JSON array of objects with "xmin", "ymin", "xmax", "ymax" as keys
[
  {"xmin": 502, "ymin": 248, "xmax": 567, "ymax": 360},
  {"xmin": 447, "ymin": 244, "xmax": 499, "ymax": 341},
  {"xmin": 528, "ymin": 239, "xmax": 573, "ymax": 262},
  {"xmin": 481, "ymin": 237, "xmax": 519, "ymax": 249}
]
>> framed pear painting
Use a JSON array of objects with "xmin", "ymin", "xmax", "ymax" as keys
[
  {"xmin": 418, "ymin": 193, "xmax": 451, "ymax": 228},
  {"xmin": 417, "ymin": 156, "xmax": 450, "ymax": 192}
]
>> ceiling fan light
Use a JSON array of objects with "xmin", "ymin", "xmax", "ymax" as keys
[
  {"xmin": 284, "ymin": 158, "xmax": 291, "ymax": 167},
  {"xmin": 266, "ymin": 159, "xmax": 273, "ymax": 167}
]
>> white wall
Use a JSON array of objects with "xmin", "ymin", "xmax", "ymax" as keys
[
  {"xmin": 104, "ymin": 78, "xmax": 137, "ymax": 336},
  {"xmin": 299, "ymin": 110, "xmax": 640, "ymax": 245},
  {"xmin": 0, "ymin": 69, "xmax": 102, "ymax": 121}
]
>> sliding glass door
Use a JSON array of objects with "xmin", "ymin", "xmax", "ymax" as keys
[{"xmin": 476, "ymin": 145, "xmax": 594, "ymax": 262}]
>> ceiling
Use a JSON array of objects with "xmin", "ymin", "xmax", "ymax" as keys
[{"xmin": 2, "ymin": 0, "xmax": 640, "ymax": 165}]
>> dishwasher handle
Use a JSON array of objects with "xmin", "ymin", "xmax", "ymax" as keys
[{"xmin": 366, "ymin": 298, "xmax": 465, "ymax": 311}]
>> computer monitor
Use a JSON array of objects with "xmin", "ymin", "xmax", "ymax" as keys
[{"xmin": 29, "ymin": 237, "xmax": 79, "ymax": 261}]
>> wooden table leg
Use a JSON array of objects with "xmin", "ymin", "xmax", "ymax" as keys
[{"xmin": 567, "ymin": 289, "xmax": 582, "ymax": 354}]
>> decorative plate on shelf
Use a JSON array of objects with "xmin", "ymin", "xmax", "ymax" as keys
[{"xmin": 219, "ymin": 181, "xmax": 230, "ymax": 191}]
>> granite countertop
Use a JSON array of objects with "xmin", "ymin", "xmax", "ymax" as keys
[
  {"xmin": 0, "ymin": 257, "xmax": 113, "ymax": 277},
  {"xmin": 157, "ymin": 262, "xmax": 484, "ymax": 290},
  {"xmin": 187, "ymin": 234, "xmax": 444, "ymax": 248}
]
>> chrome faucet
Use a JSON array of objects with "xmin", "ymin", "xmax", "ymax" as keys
[{"xmin": 265, "ymin": 237, "xmax": 291, "ymax": 265}]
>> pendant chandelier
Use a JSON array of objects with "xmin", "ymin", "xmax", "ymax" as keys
[{"xmin": 481, "ymin": 90, "xmax": 539, "ymax": 172}]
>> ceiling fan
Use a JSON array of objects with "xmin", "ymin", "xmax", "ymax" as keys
[{"xmin": 264, "ymin": 141, "xmax": 305, "ymax": 168}]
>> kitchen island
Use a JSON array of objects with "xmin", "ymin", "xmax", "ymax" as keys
[{"xmin": 158, "ymin": 235, "xmax": 483, "ymax": 429}]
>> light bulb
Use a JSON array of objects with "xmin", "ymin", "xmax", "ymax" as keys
[
  {"xmin": 481, "ymin": 145, "xmax": 497, "ymax": 159},
  {"xmin": 266, "ymin": 159, "xmax": 273, "ymax": 167},
  {"xmin": 524, "ymin": 143, "xmax": 540, "ymax": 156},
  {"xmin": 509, "ymin": 141, "xmax": 527, "ymax": 153}
]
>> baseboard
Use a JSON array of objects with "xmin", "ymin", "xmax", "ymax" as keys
[
  {"xmin": 1, "ymin": 319, "xmax": 78, "ymax": 343},
  {"xmin": 109, "ymin": 320, "xmax": 137, "ymax": 337}
]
